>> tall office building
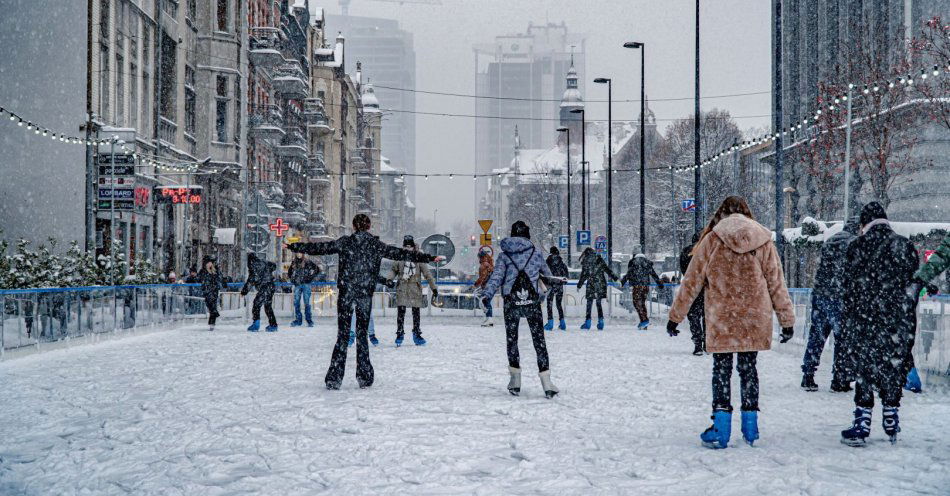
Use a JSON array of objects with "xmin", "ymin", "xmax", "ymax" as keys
[
  {"xmin": 325, "ymin": 14, "xmax": 416, "ymax": 200},
  {"xmin": 474, "ymin": 22, "xmax": 586, "ymax": 205}
]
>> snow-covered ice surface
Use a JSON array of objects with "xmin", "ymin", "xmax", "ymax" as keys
[{"xmin": 1, "ymin": 318, "xmax": 948, "ymax": 495}]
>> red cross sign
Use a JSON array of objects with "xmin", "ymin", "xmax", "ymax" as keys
[{"xmin": 269, "ymin": 218, "xmax": 290, "ymax": 237}]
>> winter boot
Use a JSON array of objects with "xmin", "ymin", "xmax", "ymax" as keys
[
  {"xmin": 306, "ymin": 320, "xmax": 314, "ymax": 327},
  {"xmin": 413, "ymin": 333, "xmax": 427, "ymax": 346},
  {"xmin": 580, "ymin": 319, "xmax": 592, "ymax": 330},
  {"xmin": 596, "ymin": 318, "xmax": 605, "ymax": 330},
  {"xmin": 692, "ymin": 342, "xmax": 704, "ymax": 356},
  {"xmin": 558, "ymin": 319, "xmax": 566, "ymax": 330},
  {"xmin": 348, "ymin": 331, "xmax": 356, "ymax": 347},
  {"xmin": 740, "ymin": 411, "xmax": 759, "ymax": 446},
  {"xmin": 507, "ymin": 367, "xmax": 521, "ymax": 396},
  {"xmin": 638, "ymin": 319, "xmax": 651, "ymax": 329},
  {"xmin": 904, "ymin": 368, "xmax": 922, "ymax": 393},
  {"xmin": 395, "ymin": 334, "xmax": 404, "ymax": 347},
  {"xmin": 840, "ymin": 407, "xmax": 872, "ymax": 447},
  {"xmin": 801, "ymin": 374, "xmax": 819, "ymax": 392},
  {"xmin": 247, "ymin": 320, "xmax": 261, "ymax": 332},
  {"xmin": 539, "ymin": 370, "xmax": 559, "ymax": 399},
  {"xmin": 290, "ymin": 319, "xmax": 302, "ymax": 327},
  {"xmin": 830, "ymin": 379, "xmax": 853, "ymax": 393},
  {"xmin": 882, "ymin": 406, "xmax": 900, "ymax": 444},
  {"xmin": 265, "ymin": 324, "xmax": 278, "ymax": 332},
  {"xmin": 544, "ymin": 319, "xmax": 554, "ymax": 331},
  {"xmin": 369, "ymin": 334, "xmax": 379, "ymax": 346},
  {"xmin": 700, "ymin": 409, "xmax": 732, "ymax": 449}
]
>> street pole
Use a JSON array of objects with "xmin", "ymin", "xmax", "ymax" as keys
[
  {"xmin": 693, "ymin": 0, "xmax": 703, "ymax": 233},
  {"xmin": 670, "ymin": 164, "xmax": 677, "ymax": 261},
  {"xmin": 639, "ymin": 46, "xmax": 646, "ymax": 254},
  {"xmin": 581, "ymin": 111, "xmax": 587, "ymax": 230},
  {"xmin": 594, "ymin": 77, "xmax": 613, "ymax": 262},
  {"xmin": 558, "ymin": 127, "xmax": 572, "ymax": 268},
  {"xmin": 110, "ymin": 139, "xmax": 116, "ymax": 287},
  {"xmin": 84, "ymin": 0, "xmax": 95, "ymax": 252},
  {"xmin": 772, "ymin": 0, "xmax": 786, "ymax": 262},
  {"xmin": 843, "ymin": 86, "xmax": 853, "ymax": 221}
]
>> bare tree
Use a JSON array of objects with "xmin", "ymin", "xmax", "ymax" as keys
[{"xmin": 912, "ymin": 16, "xmax": 950, "ymax": 133}]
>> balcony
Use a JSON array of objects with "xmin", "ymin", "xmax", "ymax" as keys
[
  {"xmin": 272, "ymin": 61, "xmax": 309, "ymax": 99},
  {"xmin": 356, "ymin": 202, "xmax": 373, "ymax": 215},
  {"xmin": 276, "ymin": 127, "xmax": 308, "ymax": 158},
  {"xmin": 260, "ymin": 181, "xmax": 284, "ymax": 211},
  {"xmin": 248, "ymin": 105, "xmax": 285, "ymax": 141},
  {"xmin": 303, "ymin": 98, "xmax": 331, "ymax": 135},
  {"xmin": 249, "ymin": 27, "xmax": 283, "ymax": 68},
  {"xmin": 158, "ymin": 116, "xmax": 177, "ymax": 146},
  {"xmin": 305, "ymin": 154, "xmax": 331, "ymax": 185},
  {"xmin": 283, "ymin": 193, "xmax": 308, "ymax": 226}
]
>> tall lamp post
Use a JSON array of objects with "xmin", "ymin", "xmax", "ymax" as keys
[
  {"xmin": 593, "ymin": 77, "xmax": 613, "ymax": 262},
  {"xmin": 557, "ymin": 127, "xmax": 572, "ymax": 268},
  {"xmin": 623, "ymin": 41, "xmax": 646, "ymax": 253},
  {"xmin": 693, "ymin": 0, "xmax": 702, "ymax": 233},
  {"xmin": 570, "ymin": 108, "xmax": 586, "ymax": 230}
]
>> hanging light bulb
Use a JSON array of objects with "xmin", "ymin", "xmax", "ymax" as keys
[
  {"xmin": 932, "ymin": 65, "xmax": 939, "ymax": 76},
  {"xmin": 920, "ymin": 68, "xmax": 927, "ymax": 80}
]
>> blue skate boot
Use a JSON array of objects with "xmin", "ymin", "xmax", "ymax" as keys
[
  {"xmin": 882, "ymin": 406, "xmax": 900, "ymax": 444},
  {"xmin": 289, "ymin": 319, "xmax": 302, "ymax": 327},
  {"xmin": 265, "ymin": 324, "xmax": 278, "ymax": 332},
  {"xmin": 247, "ymin": 320, "xmax": 261, "ymax": 332},
  {"xmin": 904, "ymin": 368, "xmax": 922, "ymax": 393},
  {"xmin": 395, "ymin": 334, "xmax": 404, "ymax": 347},
  {"xmin": 700, "ymin": 409, "xmax": 732, "ymax": 449},
  {"xmin": 580, "ymin": 319, "xmax": 592, "ymax": 330},
  {"xmin": 558, "ymin": 319, "xmax": 566, "ymax": 330},
  {"xmin": 369, "ymin": 334, "xmax": 379, "ymax": 346},
  {"xmin": 596, "ymin": 318, "xmax": 605, "ymax": 330},
  {"xmin": 840, "ymin": 407, "xmax": 872, "ymax": 447},
  {"xmin": 740, "ymin": 411, "xmax": 759, "ymax": 446},
  {"xmin": 413, "ymin": 333, "xmax": 427, "ymax": 346},
  {"xmin": 638, "ymin": 320, "xmax": 650, "ymax": 329},
  {"xmin": 543, "ymin": 320, "xmax": 554, "ymax": 331}
]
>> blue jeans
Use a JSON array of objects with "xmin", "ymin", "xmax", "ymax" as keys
[
  {"xmin": 802, "ymin": 295, "xmax": 850, "ymax": 381},
  {"xmin": 293, "ymin": 284, "xmax": 313, "ymax": 323},
  {"xmin": 350, "ymin": 308, "xmax": 375, "ymax": 336}
]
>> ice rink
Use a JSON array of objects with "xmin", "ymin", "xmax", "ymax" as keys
[{"xmin": 1, "ymin": 317, "xmax": 948, "ymax": 495}]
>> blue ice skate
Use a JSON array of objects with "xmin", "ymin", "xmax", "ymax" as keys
[
  {"xmin": 841, "ymin": 407, "xmax": 872, "ymax": 447},
  {"xmin": 558, "ymin": 319, "xmax": 566, "ymax": 330},
  {"xmin": 395, "ymin": 334, "xmax": 404, "ymax": 347},
  {"xmin": 700, "ymin": 410, "xmax": 732, "ymax": 449},
  {"xmin": 580, "ymin": 319, "xmax": 591, "ymax": 330},
  {"xmin": 904, "ymin": 367, "xmax": 922, "ymax": 393},
  {"xmin": 247, "ymin": 320, "xmax": 261, "ymax": 332},
  {"xmin": 638, "ymin": 320, "xmax": 650, "ymax": 329},
  {"xmin": 307, "ymin": 320, "xmax": 314, "ymax": 327},
  {"xmin": 265, "ymin": 324, "xmax": 278, "ymax": 332},
  {"xmin": 882, "ymin": 406, "xmax": 900, "ymax": 444},
  {"xmin": 741, "ymin": 411, "xmax": 759, "ymax": 446},
  {"xmin": 413, "ymin": 334, "xmax": 427, "ymax": 346},
  {"xmin": 289, "ymin": 319, "xmax": 302, "ymax": 327},
  {"xmin": 369, "ymin": 334, "xmax": 379, "ymax": 346},
  {"xmin": 597, "ymin": 318, "xmax": 605, "ymax": 330},
  {"xmin": 348, "ymin": 330, "xmax": 355, "ymax": 347},
  {"xmin": 544, "ymin": 320, "xmax": 554, "ymax": 331}
]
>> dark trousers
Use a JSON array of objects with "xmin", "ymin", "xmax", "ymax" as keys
[
  {"xmin": 688, "ymin": 292, "xmax": 705, "ymax": 350},
  {"xmin": 503, "ymin": 302, "xmax": 550, "ymax": 372},
  {"xmin": 396, "ymin": 306, "xmax": 421, "ymax": 336},
  {"xmin": 802, "ymin": 295, "xmax": 851, "ymax": 380},
  {"xmin": 854, "ymin": 345, "xmax": 912, "ymax": 409},
  {"xmin": 251, "ymin": 287, "xmax": 277, "ymax": 326},
  {"xmin": 205, "ymin": 295, "xmax": 219, "ymax": 326},
  {"xmin": 546, "ymin": 288, "xmax": 564, "ymax": 321},
  {"xmin": 584, "ymin": 298, "xmax": 604, "ymax": 320},
  {"xmin": 631, "ymin": 286, "xmax": 649, "ymax": 322},
  {"xmin": 327, "ymin": 296, "xmax": 374, "ymax": 388},
  {"xmin": 712, "ymin": 352, "xmax": 759, "ymax": 412}
]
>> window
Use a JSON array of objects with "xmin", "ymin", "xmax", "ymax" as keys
[
  {"xmin": 115, "ymin": 53, "xmax": 124, "ymax": 125},
  {"xmin": 216, "ymin": 75, "xmax": 229, "ymax": 142},
  {"xmin": 130, "ymin": 62, "xmax": 138, "ymax": 130},
  {"xmin": 233, "ymin": 79, "xmax": 241, "ymax": 143},
  {"xmin": 99, "ymin": 0, "xmax": 109, "ymax": 40},
  {"xmin": 216, "ymin": 0, "xmax": 229, "ymax": 32},
  {"xmin": 184, "ymin": 67, "xmax": 196, "ymax": 135},
  {"xmin": 100, "ymin": 44, "xmax": 110, "ymax": 120},
  {"xmin": 187, "ymin": 0, "xmax": 196, "ymax": 21},
  {"xmin": 159, "ymin": 33, "xmax": 177, "ymax": 118},
  {"xmin": 142, "ymin": 70, "xmax": 150, "ymax": 134}
]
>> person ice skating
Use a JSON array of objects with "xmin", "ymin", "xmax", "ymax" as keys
[
  {"xmin": 544, "ymin": 246, "xmax": 569, "ymax": 331},
  {"xmin": 286, "ymin": 214, "xmax": 440, "ymax": 390},
  {"xmin": 473, "ymin": 246, "xmax": 496, "ymax": 327},
  {"xmin": 197, "ymin": 257, "xmax": 226, "ymax": 331},
  {"xmin": 667, "ymin": 196, "xmax": 795, "ymax": 449},
  {"xmin": 240, "ymin": 253, "xmax": 279, "ymax": 332},
  {"xmin": 576, "ymin": 247, "xmax": 618, "ymax": 330},
  {"xmin": 288, "ymin": 252, "xmax": 320, "ymax": 327},
  {"xmin": 622, "ymin": 253, "xmax": 662, "ymax": 329},
  {"xmin": 389, "ymin": 235, "xmax": 438, "ymax": 347},
  {"xmin": 839, "ymin": 203, "xmax": 919, "ymax": 446},
  {"xmin": 801, "ymin": 217, "xmax": 860, "ymax": 392},
  {"xmin": 481, "ymin": 221, "xmax": 564, "ymax": 398},
  {"xmin": 680, "ymin": 233, "xmax": 706, "ymax": 355},
  {"xmin": 902, "ymin": 233, "xmax": 947, "ymax": 393}
]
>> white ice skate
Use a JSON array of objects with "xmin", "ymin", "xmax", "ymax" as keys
[
  {"xmin": 540, "ymin": 370, "xmax": 559, "ymax": 399},
  {"xmin": 208, "ymin": 325, "xmax": 215, "ymax": 332},
  {"xmin": 481, "ymin": 317, "xmax": 494, "ymax": 327},
  {"xmin": 508, "ymin": 367, "xmax": 521, "ymax": 396}
]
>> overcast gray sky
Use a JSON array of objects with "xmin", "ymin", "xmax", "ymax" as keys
[{"xmin": 328, "ymin": 0, "xmax": 773, "ymax": 233}]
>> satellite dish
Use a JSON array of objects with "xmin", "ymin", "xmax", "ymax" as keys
[{"xmin": 421, "ymin": 234, "xmax": 455, "ymax": 268}]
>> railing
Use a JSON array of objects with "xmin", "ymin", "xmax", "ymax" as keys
[
  {"xmin": 249, "ymin": 27, "xmax": 281, "ymax": 51},
  {"xmin": 248, "ymin": 105, "xmax": 283, "ymax": 129},
  {"xmin": 158, "ymin": 117, "xmax": 177, "ymax": 145}
]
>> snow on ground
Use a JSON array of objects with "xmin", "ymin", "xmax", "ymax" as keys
[{"xmin": 0, "ymin": 317, "xmax": 948, "ymax": 495}]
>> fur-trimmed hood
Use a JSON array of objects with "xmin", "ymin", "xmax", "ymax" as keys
[{"xmin": 712, "ymin": 214, "xmax": 772, "ymax": 254}]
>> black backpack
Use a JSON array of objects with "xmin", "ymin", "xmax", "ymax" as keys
[{"xmin": 504, "ymin": 247, "xmax": 540, "ymax": 307}]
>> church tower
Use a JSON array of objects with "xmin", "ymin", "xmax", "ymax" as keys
[{"xmin": 558, "ymin": 57, "xmax": 584, "ymax": 145}]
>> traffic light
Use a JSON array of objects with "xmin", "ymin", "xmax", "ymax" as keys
[{"xmin": 470, "ymin": 235, "xmax": 476, "ymax": 246}]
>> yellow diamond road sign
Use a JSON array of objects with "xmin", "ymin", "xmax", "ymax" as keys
[{"xmin": 478, "ymin": 220, "xmax": 493, "ymax": 233}]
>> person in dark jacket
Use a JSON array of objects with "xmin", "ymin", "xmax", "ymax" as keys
[
  {"xmin": 286, "ymin": 214, "xmax": 439, "ymax": 390},
  {"xmin": 240, "ymin": 253, "xmax": 278, "ymax": 332},
  {"xmin": 840, "ymin": 203, "xmax": 919, "ymax": 446},
  {"xmin": 481, "ymin": 221, "xmax": 563, "ymax": 398},
  {"xmin": 197, "ymin": 257, "xmax": 226, "ymax": 330},
  {"xmin": 622, "ymin": 253, "xmax": 662, "ymax": 329},
  {"xmin": 801, "ymin": 217, "xmax": 859, "ymax": 392},
  {"xmin": 902, "ymin": 233, "xmax": 947, "ymax": 393},
  {"xmin": 543, "ymin": 246, "xmax": 569, "ymax": 331},
  {"xmin": 288, "ymin": 252, "xmax": 320, "ymax": 327},
  {"xmin": 680, "ymin": 233, "xmax": 706, "ymax": 355},
  {"xmin": 577, "ymin": 247, "xmax": 619, "ymax": 330}
]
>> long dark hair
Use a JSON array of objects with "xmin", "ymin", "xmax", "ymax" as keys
[{"xmin": 693, "ymin": 196, "xmax": 754, "ymax": 254}]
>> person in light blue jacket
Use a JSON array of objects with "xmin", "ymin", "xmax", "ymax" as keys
[{"xmin": 482, "ymin": 221, "xmax": 563, "ymax": 398}]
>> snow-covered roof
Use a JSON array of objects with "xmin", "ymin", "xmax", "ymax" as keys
[
  {"xmin": 509, "ymin": 121, "xmax": 638, "ymax": 184},
  {"xmin": 362, "ymin": 83, "xmax": 380, "ymax": 112}
]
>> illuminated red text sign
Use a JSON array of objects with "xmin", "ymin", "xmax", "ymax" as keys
[{"xmin": 155, "ymin": 187, "xmax": 203, "ymax": 204}]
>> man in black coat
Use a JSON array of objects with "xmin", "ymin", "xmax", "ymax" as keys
[
  {"xmin": 240, "ymin": 253, "xmax": 279, "ymax": 332},
  {"xmin": 286, "ymin": 214, "xmax": 441, "ymax": 390},
  {"xmin": 840, "ymin": 203, "xmax": 919, "ymax": 446},
  {"xmin": 679, "ymin": 233, "xmax": 706, "ymax": 355},
  {"xmin": 544, "ymin": 246, "xmax": 569, "ymax": 330},
  {"xmin": 197, "ymin": 256, "xmax": 227, "ymax": 330},
  {"xmin": 622, "ymin": 254, "xmax": 662, "ymax": 329},
  {"xmin": 801, "ymin": 217, "xmax": 859, "ymax": 392}
]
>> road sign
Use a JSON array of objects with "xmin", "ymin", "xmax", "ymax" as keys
[
  {"xmin": 422, "ymin": 234, "xmax": 455, "ymax": 268},
  {"xmin": 594, "ymin": 235, "xmax": 607, "ymax": 251},
  {"xmin": 245, "ymin": 225, "xmax": 270, "ymax": 252},
  {"xmin": 558, "ymin": 235, "xmax": 569, "ymax": 249},
  {"xmin": 479, "ymin": 233, "xmax": 492, "ymax": 246},
  {"xmin": 681, "ymin": 198, "xmax": 697, "ymax": 212},
  {"xmin": 97, "ymin": 187, "xmax": 135, "ymax": 200},
  {"xmin": 96, "ymin": 153, "xmax": 136, "ymax": 164},
  {"xmin": 269, "ymin": 218, "xmax": 290, "ymax": 237},
  {"xmin": 478, "ymin": 219, "xmax": 493, "ymax": 233},
  {"xmin": 576, "ymin": 230, "xmax": 591, "ymax": 246},
  {"xmin": 98, "ymin": 164, "xmax": 135, "ymax": 176}
]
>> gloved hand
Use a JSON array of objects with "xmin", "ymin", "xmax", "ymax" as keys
[
  {"xmin": 576, "ymin": 284, "xmax": 583, "ymax": 292},
  {"xmin": 384, "ymin": 279, "xmax": 397, "ymax": 289},
  {"xmin": 666, "ymin": 320, "xmax": 679, "ymax": 337},
  {"xmin": 905, "ymin": 278, "xmax": 925, "ymax": 300},
  {"xmin": 780, "ymin": 327, "xmax": 794, "ymax": 343},
  {"xmin": 925, "ymin": 282, "xmax": 939, "ymax": 296},
  {"xmin": 433, "ymin": 289, "xmax": 439, "ymax": 298},
  {"xmin": 240, "ymin": 288, "xmax": 248, "ymax": 297}
]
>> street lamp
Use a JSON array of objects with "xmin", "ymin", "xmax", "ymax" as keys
[
  {"xmin": 557, "ymin": 126, "xmax": 572, "ymax": 268},
  {"xmin": 623, "ymin": 41, "xmax": 647, "ymax": 254},
  {"xmin": 593, "ymin": 77, "xmax": 613, "ymax": 262},
  {"xmin": 569, "ymin": 108, "xmax": 586, "ymax": 230}
]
